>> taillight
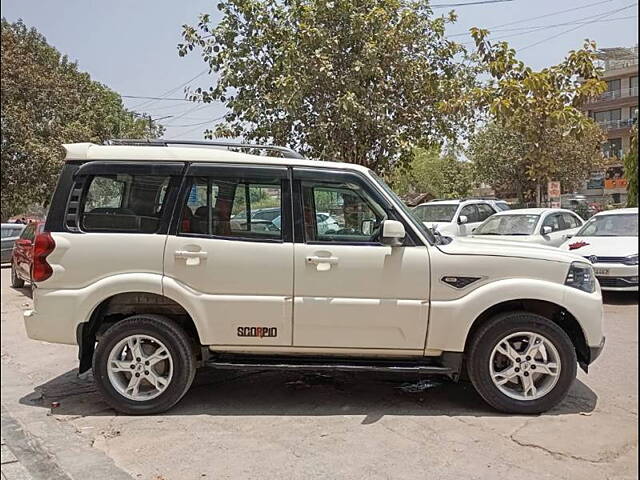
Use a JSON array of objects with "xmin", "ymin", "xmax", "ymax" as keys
[{"xmin": 32, "ymin": 232, "xmax": 55, "ymax": 282}]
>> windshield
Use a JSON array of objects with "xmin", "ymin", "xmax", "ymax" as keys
[
  {"xmin": 412, "ymin": 204, "xmax": 458, "ymax": 223},
  {"xmin": 495, "ymin": 202, "xmax": 511, "ymax": 211},
  {"xmin": 368, "ymin": 171, "xmax": 436, "ymax": 243},
  {"xmin": 474, "ymin": 214, "xmax": 540, "ymax": 235},
  {"xmin": 575, "ymin": 214, "xmax": 638, "ymax": 237}
]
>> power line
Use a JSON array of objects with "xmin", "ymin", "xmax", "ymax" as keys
[
  {"xmin": 163, "ymin": 116, "xmax": 227, "ymax": 128},
  {"xmin": 166, "ymin": 116, "xmax": 226, "ymax": 139},
  {"xmin": 518, "ymin": 2, "xmax": 637, "ymax": 51},
  {"xmin": 432, "ymin": 0, "xmax": 513, "ymax": 6},
  {"xmin": 123, "ymin": 95, "xmax": 194, "ymax": 102},
  {"xmin": 128, "ymin": 69, "xmax": 209, "ymax": 109},
  {"xmin": 448, "ymin": 0, "xmax": 614, "ymax": 36},
  {"xmin": 450, "ymin": 13, "xmax": 635, "ymax": 38}
]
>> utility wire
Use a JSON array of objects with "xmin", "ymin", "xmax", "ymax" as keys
[
  {"xmin": 128, "ymin": 69, "xmax": 209, "ymax": 109},
  {"xmin": 432, "ymin": 0, "xmax": 513, "ymax": 6},
  {"xmin": 448, "ymin": 0, "xmax": 614, "ymax": 36},
  {"xmin": 518, "ymin": 2, "xmax": 637, "ymax": 51}
]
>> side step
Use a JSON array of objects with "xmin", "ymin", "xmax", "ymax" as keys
[{"xmin": 205, "ymin": 354, "xmax": 454, "ymax": 375}]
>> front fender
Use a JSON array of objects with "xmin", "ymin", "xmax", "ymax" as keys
[{"xmin": 426, "ymin": 278, "xmax": 603, "ymax": 352}]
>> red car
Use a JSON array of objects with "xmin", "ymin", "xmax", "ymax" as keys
[{"xmin": 11, "ymin": 221, "xmax": 44, "ymax": 288}]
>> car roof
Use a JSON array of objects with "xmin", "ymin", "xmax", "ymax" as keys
[
  {"xmin": 492, "ymin": 208, "xmax": 574, "ymax": 216},
  {"xmin": 416, "ymin": 199, "xmax": 490, "ymax": 206},
  {"xmin": 592, "ymin": 207, "xmax": 638, "ymax": 216},
  {"xmin": 63, "ymin": 143, "xmax": 371, "ymax": 174}
]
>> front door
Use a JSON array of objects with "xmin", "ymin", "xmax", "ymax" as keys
[
  {"xmin": 291, "ymin": 168, "xmax": 430, "ymax": 351},
  {"xmin": 163, "ymin": 164, "xmax": 294, "ymax": 346}
]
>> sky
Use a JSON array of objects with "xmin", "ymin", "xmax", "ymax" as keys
[{"xmin": 1, "ymin": 0, "xmax": 638, "ymax": 140}]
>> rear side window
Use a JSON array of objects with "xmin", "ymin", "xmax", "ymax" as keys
[
  {"xmin": 179, "ymin": 175, "xmax": 283, "ymax": 241},
  {"xmin": 80, "ymin": 174, "xmax": 173, "ymax": 233},
  {"xmin": 476, "ymin": 203, "xmax": 496, "ymax": 222}
]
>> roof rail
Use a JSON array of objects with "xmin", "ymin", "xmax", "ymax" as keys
[{"xmin": 104, "ymin": 139, "xmax": 305, "ymax": 159}]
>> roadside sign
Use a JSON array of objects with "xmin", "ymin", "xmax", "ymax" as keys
[{"xmin": 547, "ymin": 181, "xmax": 561, "ymax": 198}]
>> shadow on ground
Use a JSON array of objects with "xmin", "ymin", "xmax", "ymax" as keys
[
  {"xmin": 602, "ymin": 291, "xmax": 638, "ymax": 306},
  {"xmin": 19, "ymin": 367, "xmax": 597, "ymax": 423}
]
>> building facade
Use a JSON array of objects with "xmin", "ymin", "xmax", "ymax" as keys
[{"xmin": 580, "ymin": 46, "xmax": 638, "ymax": 206}]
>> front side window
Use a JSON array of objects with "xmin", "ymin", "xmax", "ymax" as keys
[
  {"xmin": 301, "ymin": 181, "xmax": 386, "ymax": 243},
  {"xmin": 459, "ymin": 204, "xmax": 479, "ymax": 223},
  {"xmin": 562, "ymin": 213, "xmax": 582, "ymax": 229},
  {"xmin": 476, "ymin": 203, "xmax": 496, "ymax": 222},
  {"xmin": 542, "ymin": 213, "xmax": 568, "ymax": 232},
  {"xmin": 474, "ymin": 214, "xmax": 540, "ymax": 236},
  {"xmin": 576, "ymin": 214, "xmax": 638, "ymax": 237},
  {"xmin": 413, "ymin": 204, "xmax": 458, "ymax": 223},
  {"xmin": 80, "ymin": 174, "xmax": 173, "ymax": 233},
  {"xmin": 179, "ymin": 176, "xmax": 283, "ymax": 240}
]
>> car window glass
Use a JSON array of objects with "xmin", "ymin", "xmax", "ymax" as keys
[
  {"xmin": 20, "ymin": 224, "xmax": 35, "ymax": 241},
  {"xmin": 460, "ymin": 205, "xmax": 479, "ymax": 223},
  {"xmin": 476, "ymin": 204, "xmax": 496, "ymax": 222},
  {"xmin": 301, "ymin": 181, "xmax": 386, "ymax": 243},
  {"xmin": 562, "ymin": 213, "xmax": 581, "ymax": 229},
  {"xmin": 1, "ymin": 227, "xmax": 8, "ymax": 239},
  {"xmin": 80, "ymin": 174, "xmax": 173, "ymax": 233},
  {"xmin": 542, "ymin": 213, "xmax": 567, "ymax": 232},
  {"xmin": 179, "ymin": 176, "xmax": 282, "ymax": 240},
  {"xmin": 576, "ymin": 214, "xmax": 638, "ymax": 237}
]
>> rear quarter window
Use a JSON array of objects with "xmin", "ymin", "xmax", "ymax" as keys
[{"xmin": 80, "ymin": 174, "xmax": 175, "ymax": 234}]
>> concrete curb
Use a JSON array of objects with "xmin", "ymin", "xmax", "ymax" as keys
[{"xmin": 1, "ymin": 404, "xmax": 132, "ymax": 480}]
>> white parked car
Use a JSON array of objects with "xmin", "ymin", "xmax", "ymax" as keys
[
  {"xmin": 23, "ymin": 140, "xmax": 605, "ymax": 415},
  {"xmin": 412, "ymin": 199, "xmax": 498, "ymax": 236},
  {"xmin": 471, "ymin": 208, "xmax": 585, "ymax": 247},
  {"xmin": 560, "ymin": 208, "xmax": 638, "ymax": 291}
]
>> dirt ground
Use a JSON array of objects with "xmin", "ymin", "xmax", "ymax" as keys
[{"xmin": 1, "ymin": 267, "xmax": 637, "ymax": 480}]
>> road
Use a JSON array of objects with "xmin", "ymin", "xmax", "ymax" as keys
[{"xmin": 1, "ymin": 267, "xmax": 637, "ymax": 480}]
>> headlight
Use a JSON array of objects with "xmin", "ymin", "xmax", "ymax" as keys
[
  {"xmin": 623, "ymin": 254, "xmax": 638, "ymax": 266},
  {"xmin": 565, "ymin": 261, "xmax": 596, "ymax": 293}
]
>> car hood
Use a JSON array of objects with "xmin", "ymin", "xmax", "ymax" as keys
[
  {"xmin": 469, "ymin": 234, "xmax": 538, "ymax": 243},
  {"xmin": 559, "ymin": 236, "xmax": 638, "ymax": 257},
  {"xmin": 437, "ymin": 235, "xmax": 584, "ymax": 264}
]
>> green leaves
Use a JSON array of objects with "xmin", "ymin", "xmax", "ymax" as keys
[
  {"xmin": 623, "ymin": 124, "xmax": 638, "ymax": 207},
  {"xmin": 1, "ymin": 19, "xmax": 162, "ymax": 220},
  {"xmin": 180, "ymin": 0, "xmax": 475, "ymax": 173}
]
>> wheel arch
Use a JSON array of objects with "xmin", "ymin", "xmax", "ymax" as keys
[
  {"xmin": 463, "ymin": 299, "xmax": 590, "ymax": 371},
  {"xmin": 77, "ymin": 291, "xmax": 204, "ymax": 374}
]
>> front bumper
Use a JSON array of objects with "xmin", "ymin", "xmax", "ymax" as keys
[
  {"xmin": 593, "ymin": 262, "xmax": 638, "ymax": 291},
  {"xmin": 589, "ymin": 336, "xmax": 606, "ymax": 365}
]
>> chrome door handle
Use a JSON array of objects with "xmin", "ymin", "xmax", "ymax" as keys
[
  {"xmin": 174, "ymin": 250, "xmax": 208, "ymax": 266},
  {"xmin": 174, "ymin": 250, "xmax": 208, "ymax": 258},
  {"xmin": 306, "ymin": 255, "xmax": 339, "ymax": 271}
]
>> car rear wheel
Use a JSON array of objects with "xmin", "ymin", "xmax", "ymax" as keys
[
  {"xmin": 467, "ymin": 311, "xmax": 577, "ymax": 414},
  {"xmin": 92, "ymin": 314, "xmax": 196, "ymax": 415},
  {"xmin": 10, "ymin": 263, "xmax": 25, "ymax": 288}
]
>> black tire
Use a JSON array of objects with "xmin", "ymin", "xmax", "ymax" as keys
[
  {"xmin": 467, "ymin": 311, "xmax": 577, "ymax": 414},
  {"xmin": 10, "ymin": 263, "xmax": 25, "ymax": 288},
  {"xmin": 92, "ymin": 314, "xmax": 197, "ymax": 415}
]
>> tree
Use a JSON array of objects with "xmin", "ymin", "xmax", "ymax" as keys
[
  {"xmin": 469, "ymin": 31, "xmax": 607, "ymax": 204},
  {"xmin": 390, "ymin": 148, "xmax": 474, "ymax": 199},
  {"xmin": 468, "ymin": 121, "xmax": 605, "ymax": 204},
  {"xmin": 179, "ymin": 0, "xmax": 475, "ymax": 174},
  {"xmin": 623, "ymin": 123, "xmax": 638, "ymax": 207},
  {"xmin": 1, "ymin": 19, "xmax": 163, "ymax": 220}
]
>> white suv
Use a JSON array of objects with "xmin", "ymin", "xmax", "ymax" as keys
[
  {"xmin": 24, "ymin": 140, "xmax": 605, "ymax": 415},
  {"xmin": 412, "ymin": 199, "xmax": 498, "ymax": 237}
]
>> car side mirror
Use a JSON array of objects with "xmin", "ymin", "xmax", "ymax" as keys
[
  {"xmin": 458, "ymin": 215, "xmax": 468, "ymax": 225},
  {"xmin": 565, "ymin": 233, "xmax": 574, "ymax": 239},
  {"xmin": 381, "ymin": 220, "xmax": 405, "ymax": 246},
  {"xmin": 542, "ymin": 226, "xmax": 552, "ymax": 235}
]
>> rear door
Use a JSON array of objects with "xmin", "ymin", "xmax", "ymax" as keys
[{"xmin": 163, "ymin": 164, "xmax": 294, "ymax": 346}]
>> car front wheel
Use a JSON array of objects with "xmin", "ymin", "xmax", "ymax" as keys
[
  {"xmin": 92, "ymin": 314, "xmax": 196, "ymax": 415},
  {"xmin": 467, "ymin": 311, "xmax": 577, "ymax": 414}
]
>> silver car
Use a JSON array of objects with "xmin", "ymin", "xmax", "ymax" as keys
[{"xmin": 1, "ymin": 223, "xmax": 26, "ymax": 264}]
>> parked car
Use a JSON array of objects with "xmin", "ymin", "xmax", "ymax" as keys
[
  {"xmin": 10, "ymin": 221, "xmax": 44, "ymax": 288},
  {"xmin": 23, "ymin": 140, "xmax": 605, "ymax": 415},
  {"xmin": 559, "ymin": 208, "xmax": 638, "ymax": 291},
  {"xmin": 471, "ymin": 208, "xmax": 585, "ymax": 247},
  {"xmin": 488, "ymin": 199, "xmax": 512, "ymax": 212},
  {"xmin": 272, "ymin": 212, "xmax": 339, "ymax": 234},
  {"xmin": 412, "ymin": 199, "xmax": 498, "ymax": 236},
  {"xmin": 1, "ymin": 223, "xmax": 25, "ymax": 264}
]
